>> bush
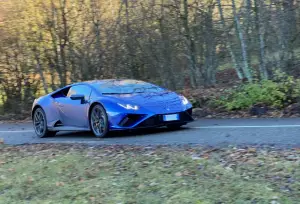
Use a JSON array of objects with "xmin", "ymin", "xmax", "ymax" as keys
[
  {"xmin": 189, "ymin": 97, "xmax": 201, "ymax": 108},
  {"xmin": 216, "ymin": 72, "xmax": 300, "ymax": 111}
]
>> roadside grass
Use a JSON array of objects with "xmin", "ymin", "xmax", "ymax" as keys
[{"xmin": 0, "ymin": 144, "xmax": 299, "ymax": 204}]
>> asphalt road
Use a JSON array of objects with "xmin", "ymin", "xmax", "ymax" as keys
[{"xmin": 1, "ymin": 118, "xmax": 300, "ymax": 147}]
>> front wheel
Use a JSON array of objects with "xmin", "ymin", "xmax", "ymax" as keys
[
  {"xmin": 90, "ymin": 104, "xmax": 109, "ymax": 138},
  {"xmin": 33, "ymin": 108, "xmax": 57, "ymax": 138}
]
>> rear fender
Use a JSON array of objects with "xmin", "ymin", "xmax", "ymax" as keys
[{"xmin": 32, "ymin": 96, "xmax": 61, "ymax": 128}]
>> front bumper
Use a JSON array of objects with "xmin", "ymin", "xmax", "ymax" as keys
[
  {"xmin": 112, "ymin": 108, "xmax": 194, "ymax": 130},
  {"xmin": 136, "ymin": 108, "xmax": 193, "ymax": 128}
]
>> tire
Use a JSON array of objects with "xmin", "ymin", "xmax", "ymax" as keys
[
  {"xmin": 167, "ymin": 123, "xmax": 186, "ymax": 130},
  {"xmin": 89, "ymin": 104, "xmax": 109, "ymax": 138},
  {"xmin": 33, "ymin": 108, "xmax": 57, "ymax": 138}
]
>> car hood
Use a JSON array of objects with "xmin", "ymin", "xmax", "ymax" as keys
[{"xmin": 104, "ymin": 91, "xmax": 185, "ymax": 114}]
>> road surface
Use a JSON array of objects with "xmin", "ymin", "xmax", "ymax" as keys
[{"xmin": 1, "ymin": 118, "xmax": 300, "ymax": 147}]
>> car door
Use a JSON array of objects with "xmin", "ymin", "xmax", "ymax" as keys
[{"xmin": 55, "ymin": 85, "xmax": 92, "ymax": 127}]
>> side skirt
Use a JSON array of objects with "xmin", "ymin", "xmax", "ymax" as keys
[
  {"xmin": 110, "ymin": 122, "xmax": 189, "ymax": 131},
  {"xmin": 48, "ymin": 126, "xmax": 91, "ymax": 132}
]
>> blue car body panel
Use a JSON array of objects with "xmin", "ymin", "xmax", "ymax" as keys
[{"xmin": 32, "ymin": 79, "xmax": 194, "ymax": 132}]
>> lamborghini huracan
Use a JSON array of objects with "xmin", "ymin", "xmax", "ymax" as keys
[{"xmin": 32, "ymin": 79, "xmax": 194, "ymax": 138}]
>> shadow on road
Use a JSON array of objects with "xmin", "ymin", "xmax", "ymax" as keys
[{"xmin": 54, "ymin": 127, "xmax": 191, "ymax": 139}]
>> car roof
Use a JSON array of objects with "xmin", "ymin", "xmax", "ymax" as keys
[
  {"xmin": 73, "ymin": 79, "xmax": 147, "ymax": 86},
  {"xmin": 50, "ymin": 79, "xmax": 157, "ymax": 96}
]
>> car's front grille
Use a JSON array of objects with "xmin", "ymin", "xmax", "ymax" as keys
[
  {"xmin": 136, "ymin": 108, "xmax": 193, "ymax": 128},
  {"xmin": 137, "ymin": 115, "xmax": 161, "ymax": 127}
]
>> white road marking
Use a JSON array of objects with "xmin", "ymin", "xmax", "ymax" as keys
[
  {"xmin": 0, "ymin": 130, "xmax": 34, "ymax": 133},
  {"xmin": 1, "ymin": 124, "xmax": 300, "ymax": 133},
  {"xmin": 191, "ymin": 125, "xmax": 300, "ymax": 129}
]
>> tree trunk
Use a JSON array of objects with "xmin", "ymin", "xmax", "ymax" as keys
[
  {"xmin": 217, "ymin": 0, "xmax": 244, "ymax": 80},
  {"xmin": 232, "ymin": 0, "xmax": 253, "ymax": 82},
  {"xmin": 204, "ymin": 5, "xmax": 217, "ymax": 86},
  {"xmin": 254, "ymin": 0, "xmax": 268, "ymax": 79},
  {"xmin": 244, "ymin": 0, "xmax": 253, "ymax": 68},
  {"xmin": 182, "ymin": 0, "xmax": 198, "ymax": 88},
  {"xmin": 159, "ymin": 0, "xmax": 177, "ymax": 90},
  {"xmin": 35, "ymin": 54, "xmax": 49, "ymax": 94}
]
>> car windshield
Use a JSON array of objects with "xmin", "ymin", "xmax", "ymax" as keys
[{"xmin": 93, "ymin": 80, "xmax": 164, "ymax": 94}]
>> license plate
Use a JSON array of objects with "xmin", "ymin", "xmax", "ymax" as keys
[{"xmin": 163, "ymin": 114, "xmax": 179, "ymax": 121}]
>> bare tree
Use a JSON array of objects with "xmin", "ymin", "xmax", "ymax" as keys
[
  {"xmin": 254, "ymin": 0, "xmax": 268, "ymax": 79},
  {"xmin": 232, "ymin": 0, "xmax": 252, "ymax": 82},
  {"xmin": 217, "ymin": 0, "xmax": 243, "ymax": 79}
]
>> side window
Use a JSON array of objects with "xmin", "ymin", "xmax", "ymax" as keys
[
  {"xmin": 51, "ymin": 87, "xmax": 71, "ymax": 98},
  {"xmin": 67, "ymin": 85, "xmax": 92, "ymax": 100}
]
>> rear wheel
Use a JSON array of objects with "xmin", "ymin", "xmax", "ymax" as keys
[
  {"xmin": 90, "ymin": 104, "xmax": 109, "ymax": 138},
  {"xmin": 33, "ymin": 108, "xmax": 57, "ymax": 138}
]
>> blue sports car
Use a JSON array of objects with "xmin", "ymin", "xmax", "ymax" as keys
[{"xmin": 32, "ymin": 79, "xmax": 194, "ymax": 138}]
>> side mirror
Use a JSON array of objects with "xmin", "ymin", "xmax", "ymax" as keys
[{"xmin": 70, "ymin": 94, "xmax": 85, "ymax": 103}]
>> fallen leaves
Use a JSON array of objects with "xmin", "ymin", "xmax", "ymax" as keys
[
  {"xmin": 248, "ymin": 148, "xmax": 257, "ymax": 153},
  {"xmin": 8, "ymin": 168, "xmax": 15, "ymax": 172},
  {"xmin": 191, "ymin": 155, "xmax": 201, "ymax": 160},
  {"xmin": 27, "ymin": 176, "xmax": 34, "ymax": 184},
  {"xmin": 56, "ymin": 182, "xmax": 65, "ymax": 187},
  {"xmin": 0, "ymin": 144, "xmax": 299, "ymax": 203},
  {"xmin": 141, "ymin": 161, "xmax": 152, "ymax": 167},
  {"xmin": 175, "ymin": 170, "xmax": 191, "ymax": 177},
  {"xmin": 285, "ymin": 154, "xmax": 299, "ymax": 161},
  {"xmin": 175, "ymin": 172, "xmax": 182, "ymax": 177},
  {"xmin": 137, "ymin": 184, "xmax": 145, "ymax": 189},
  {"xmin": 201, "ymin": 153, "xmax": 210, "ymax": 159},
  {"xmin": 85, "ymin": 169, "xmax": 97, "ymax": 178},
  {"xmin": 0, "ymin": 112, "xmax": 31, "ymax": 122}
]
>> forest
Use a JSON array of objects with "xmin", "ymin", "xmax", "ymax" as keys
[{"xmin": 0, "ymin": 0, "xmax": 299, "ymax": 118}]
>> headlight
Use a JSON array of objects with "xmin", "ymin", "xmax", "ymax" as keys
[
  {"xmin": 117, "ymin": 103, "xmax": 139, "ymax": 110},
  {"xmin": 181, "ymin": 96, "xmax": 189, "ymax": 105}
]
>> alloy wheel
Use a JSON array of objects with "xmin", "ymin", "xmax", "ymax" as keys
[
  {"xmin": 33, "ymin": 108, "xmax": 46, "ymax": 136},
  {"xmin": 90, "ymin": 105, "xmax": 108, "ymax": 137}
]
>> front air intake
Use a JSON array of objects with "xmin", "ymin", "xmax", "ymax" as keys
[{"xmin": 119, "ymin": 114, "xmax": 146, "ymax": 127}]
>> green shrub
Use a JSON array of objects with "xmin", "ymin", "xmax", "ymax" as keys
[
  {"xmin": 189, "ymin": 97, "xmax": 201, "ymax": 108},
  {"xmin": 216, "ymin": 72, "xmax": 300, "ymax": 111}
]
